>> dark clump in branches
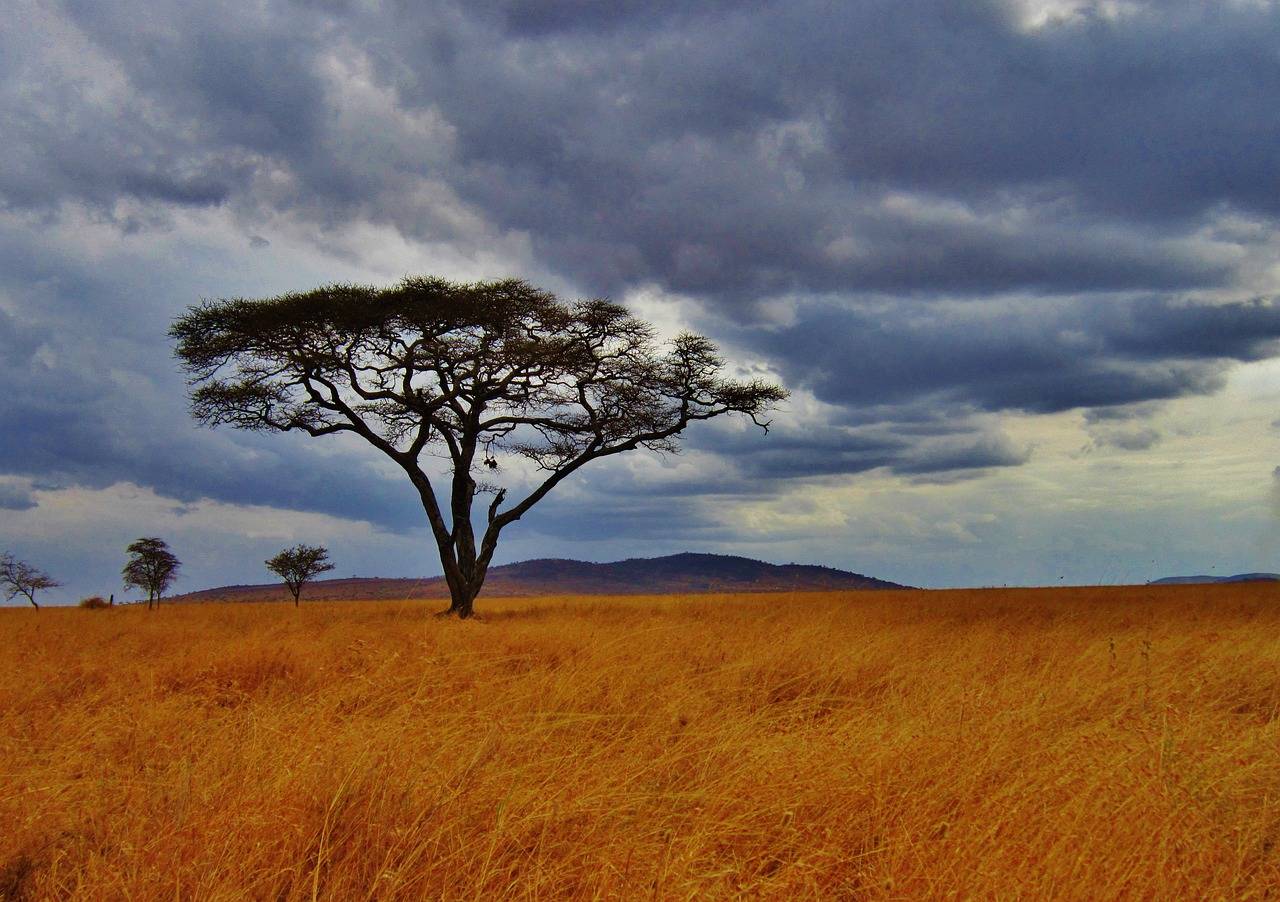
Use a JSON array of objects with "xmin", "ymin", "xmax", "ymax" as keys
[
  {"xmin": 172, "ymin": 276, "xmax": 786, "ymax": 618},
  {"xmin": 1, "ymin": 553, "xmax": 60, "ymax": 610},
  {"xmin": 265, "ymin": 544, "xmax": 335, "ymax": 606},
  {"xmin": 122, "ymin": 537, "xmax": 180, "ymax": 610}
]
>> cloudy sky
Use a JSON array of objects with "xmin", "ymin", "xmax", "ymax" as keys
[{"xmin": 3, "ymin": 0, "xmax": 1280, "ymax": 602}]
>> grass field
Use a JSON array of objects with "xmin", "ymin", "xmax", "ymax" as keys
[{"xmin": 3, "ymin": 583, "xmax": 1280, "ymax": 899}]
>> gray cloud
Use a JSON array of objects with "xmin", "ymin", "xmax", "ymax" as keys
[
  {"xmin": 1081, "ymin": 403, "xmax": 1163, "ymax": 451},
  {"xmin": 686, "ymin": 417, "xmax": 1030, "ymax": 482},
  {"xmin": 5, "ymin": 1, "xmax": 1275, "ymax": 298},
  {"xmin": 893, "ymin": 432, "xmax": 1031, "ymax": 474},
  {"xmin": 0, "ymin": 482, "xmax": 37, "ymax": 511},
  {"xmin": 374, "ymin": 0, "xmax": 1280, "ymax": 299},
  {"xmin": 1083, "ymin": 403, "xmax": 1164, "ymax": 424},
  {"xmin": 0, "ymin": 255, "xmax": 420, "ymax": 529},
  {"xmin": 1096, "ymin": 427, "xmax": 1161, "ymax": 452},
  {"xmin": 729, "ymin": 296, "xmax": 1280, "ymax": 416},
  {"xmin": 0, "ymin": 380, "xmax": 421, "ymax": 529},
  {"xmin": 520, "ymin": 493, "xmax": 729, "ymax": 544}
]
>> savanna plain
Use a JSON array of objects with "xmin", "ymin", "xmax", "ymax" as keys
[{"xmin": 3, "ymin": 584, "xmax": 1280, "ymax": 900}]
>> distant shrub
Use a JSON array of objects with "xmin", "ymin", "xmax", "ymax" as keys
[{"xmin": 79, "ymin": 596, "xmax": 111, "ymax": 609}]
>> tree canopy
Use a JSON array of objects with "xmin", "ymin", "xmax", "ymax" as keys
[
  {"xmin": 172, "ymin": 276, "xmax": 786, "ymax": 617},
  {"xmin": 122, "ymin": 537, "xmax": 180, "ymax": 609},
  {"xmin": 266, "ymin": 544, "xmax": 335, "ymax": 606}
]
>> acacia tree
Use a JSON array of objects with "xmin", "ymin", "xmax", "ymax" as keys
[
  {"xmin": 171, "ymin": 276, "xmax": 786, "ymax": 619},
  {"xmin": 266, "ymin": 544, "xmax": 335, "ymax": 606},
  {"xmin": 122, "ymin": 537, "xmax": 180, "ymax": 609},
  {"xmin": 1, "ymin": 552, "xmax": 60, "ymax": 610}
]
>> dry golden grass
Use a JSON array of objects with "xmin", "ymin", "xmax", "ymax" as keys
[{"xmin": 3, "ymin": 583, "xmax": 1280, "ymax": 899}]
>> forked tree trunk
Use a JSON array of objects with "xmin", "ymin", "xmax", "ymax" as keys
[
  {"xmin": 424, "ymin": 466, "xmax": 497, "ymax": 619},
  {"xmin": 445, "ymin": 582, "xmax": 480, "ymax": 619},
  {"xmin": 439, "ymin": 563, "xmax": 487, "ymax": 619}
]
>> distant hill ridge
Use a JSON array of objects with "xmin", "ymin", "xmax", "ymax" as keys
[
  {"xmin": 1148, "ymin": 573, "xmax": 1280, "ymax": 586},
  {"xmin": 168, "ymin": 552, "xmax": 908, "ymax": 604}
]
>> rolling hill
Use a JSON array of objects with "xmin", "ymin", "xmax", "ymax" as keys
[
  {"xmin": 166, "ymin": 552, "xmax": 908, "ymax": 604},
  {"xmin": 1148, "ymin": 573, "xmax": 1280, "ymax": 585}
]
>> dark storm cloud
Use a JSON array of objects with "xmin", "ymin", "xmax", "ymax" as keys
[
  {"xmin": 0, "ymin": 392, "xmax": 421, "ymax": 528},
  {"xmin": 4, "ymin": 0, "xmax": 1280, "ymax": 535},
  {"xmin": 475, "ymin": 0, "xmax": 743, "ymax": 36},
  {"xmin": 1, "ymin": 2, "xmax": 339, "ymax": 225},
  {"xmin": 817, "ymin": 3, "xmax": 1280, "ymax": 222},
  {"xmin": 370, "ymin": 0, "xmax": 1280, "ymax": 298},
  {"xmin": 732, "ymin": 296, "xmax": 1280, "ymax": 416},
  {"xmin": 9, "ymin": 0, "xmax": 1277, "ymax": 295},
  {"xmin": 684, "ymin": 419, "xmax": 1029, "ymax": 482},
  {"xmin": 1102, "ymin": 298, "xmax": 1280, "ymax": 361},
  {"xmin": 892, "ymin": 432, "xmax": 1031, "ymax": 474},
  {"xmin": 0, "ymin": 261, "xmax": 420, "ymax": 528}
]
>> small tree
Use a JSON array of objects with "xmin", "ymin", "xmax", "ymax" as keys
[
  {"xmin": 172, "ymin": 277, "xmax": 786, "ymax": 618},
  {"xmin": 122, "ymin": 538, "xmax": 180, "ymax": 610},
  {"xmin": 1, "ymin": 553, "xmax": 60, "ymax": 610},
  {"xmin": 265, "ymin": 544, "xmax": 335, "ymax": 606}
]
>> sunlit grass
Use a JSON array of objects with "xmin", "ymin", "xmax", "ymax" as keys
[{"xmin": 2, "ymin": 583, "xmax": 1279, "ymax": 898}]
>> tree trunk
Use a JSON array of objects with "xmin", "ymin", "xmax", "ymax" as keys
[
  {"xmin": 425, "ymin": 465, "xmax": 493, "ymax": 618},
  {"xmin": 457, "ymin": 592, "xmax": 475, "ymax": 617},
  {"xmin": 449, "ymin": 585, "xmax": 477, "ymax": 619},
  {"xmin": 27, "ymin": 595, "xmax": 38, "ymax": 611},
  {"xmin": 433, "ymin": 535, "xmax": 487, "ymax": 619}
]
